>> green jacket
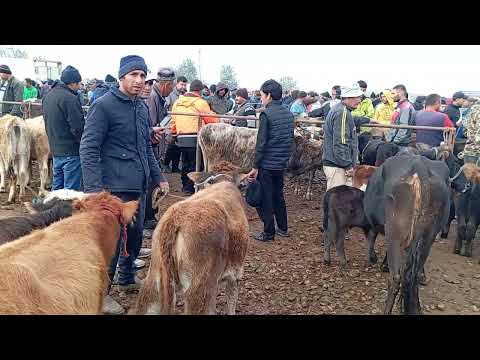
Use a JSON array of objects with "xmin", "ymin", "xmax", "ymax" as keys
[
  {"xmin": 0, "ymin": 76, "xmax": 24, "ymax": 116},
  {"xmin": 23, "ymin": 86, "xmax": 38, "ymax": 101},
  {"xmin": 352, "ymin": 97, "xmax": 374, "ymax": 133}
]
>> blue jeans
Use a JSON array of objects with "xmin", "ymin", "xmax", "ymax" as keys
[
  {"xmin": 107, "ymin": 192, "xmax": 146, "ymax": 288},
  {"xmin": 52, "ymin": 156, "xmax": 82, "ymax": 191}
]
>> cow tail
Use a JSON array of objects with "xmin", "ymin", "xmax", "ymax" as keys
[
  {"xmin": 322, "ymin": 192, "xmax": 329, "ymax": 233},
  {"xmin": 402, "ymin": 167, "xmax": 429, "ymax": 314}
]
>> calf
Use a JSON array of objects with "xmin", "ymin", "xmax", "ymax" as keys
[
  {"xmin": 0, "ymin": 198, "xmax": 72, "ymax": 245},
  {"xmin": 322, "ymin": 185, "xmax": 372, "ymax": 268},
  {"xmin": 442, "ymin": 154, "xmax": 480, "ymax": 257},
  {"xmin": 364, "ymin": 155, "xmax": 450, "ymax": 314},
  {"xmin": 134, "ymin": 161, "xmax": 250, "ymax": 315},
  {"xmin": 0, "ymin": 115, "xmax": 31, "ymax": 203},
  {"xmin": 0, "ymin": 192, "xmax": 138, "ymax": 314},
  {"xmin": 199, "ymin": 123, "xmax": 323, "ymax": 200},
  {"xmin": 25, "ymin": 116, "xmax": 51, "ymax": 197}
]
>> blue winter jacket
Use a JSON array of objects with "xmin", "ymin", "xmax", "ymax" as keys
[{"xmin": 80, "ymin": 86, "xmax": 165, "ymax": 194}]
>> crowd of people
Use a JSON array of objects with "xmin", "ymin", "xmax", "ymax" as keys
[{"xmin": 1, "ymin": 57, "xmax": 480, "ymax": 314}]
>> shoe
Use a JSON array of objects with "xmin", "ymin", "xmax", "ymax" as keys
[
  {"xmin": 134, "ymin": 258, "xmax": 146, "ymax": 269},
  {"xmin": 275, "ymin": 226, "xmax": 289, "ymax": 237},
  {"xmin": 119, "ymin": 276, "xmax": 144, "ymax": 292},
  {"xmin": 143, "ymin": 219, "xmax": 157, "ymax": 230},
  {"xmin": 138, "ymin": 248, "xmax": 152, "ymax": 259},
  {"xmin": 143, "ymin": 229, "xmax": 154, "ymax": 239},
  {"xmin": 102, "ymin": 295, "xmax": 125, "ymax": 315},
  {"xmin": 252, "ymin": 232, "xmax": 274, "ymax": 242}
]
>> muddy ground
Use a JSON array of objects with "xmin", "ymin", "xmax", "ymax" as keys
[{"xmin": 1, "ymin": 164, "xmax": 479, "ymax": 315}]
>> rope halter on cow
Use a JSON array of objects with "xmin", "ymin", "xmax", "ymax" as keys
[
  {"xmin": 193, "ymin": 173, "xmax": 234, "ymax": 192},
  {"xmin": 449, "ymin": 164, "xmax": 472, "ymax": 193}
]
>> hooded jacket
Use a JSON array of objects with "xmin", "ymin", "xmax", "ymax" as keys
[
  {"xmin": 170, "ymin": 93, "xmax": 218, "ymax": 147},
  {"xmin": 352, "ymin": 96, "xmax": 375, "ymax": 133},
  {"xmin": 373, "ymin": 90, "xmax": 395, "ymax": 125},
  {"xmin": 79, "ymin": 85, "xmax": 164, "ymax": 193},
  {"xmin": 322, "ymin": 102, "xmax": 358, "ymax": 169},
  {"xmin": 42, "ymin": 81, "xmax": 85, "ymax": 157},
  {"xmin": 207, "ymin": 82, "xmax": 231, "ymax": 114}
]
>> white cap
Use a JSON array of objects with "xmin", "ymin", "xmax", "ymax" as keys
[{"xmin": 340, "ymin": 83, "xmax": 364, "ymax": 98}]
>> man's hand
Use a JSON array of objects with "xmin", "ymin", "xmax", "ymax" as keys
[
  {"xmin": 159, "ymin": 181, "xmax": 169, "ymax": 194},
  {"xmin": 247, "ymin": 168, "xmax": 258, "ymax": 181},
  {"xmin": 151, "ymin": 127, "xmax": 165, "ymax": 144}
]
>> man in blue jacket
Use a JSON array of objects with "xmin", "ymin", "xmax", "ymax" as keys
[{"xmin": 80, "ymin": 55, "xmax": 169, "ymax": 315}]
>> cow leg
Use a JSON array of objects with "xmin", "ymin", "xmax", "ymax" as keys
[
  {"xmin": 323, "ymin": 221, "xmax": 335, "ymax": 266},
  {"xmin": 305, "ymin": 170, "xmax": 315, "ymax": 201},
  {"xmin": 8, "ymin": 175, "xmax": 16, "ymax": 203},
  {"xmin": 18, "ymin": 155, "xmax": 29, "ymax": 199},
  {"xmin": 225, "ymin": 278, "xmax": 239, "ymax": 315},
  {"xmin": 336, "ymin": 227, "xmax": 348, "ymax": 269},
  {"xmin": 380, "ymin": 252, "xmax": 389, "ymax": 272},
  {"xmin": 38, "ymin": 158, "xmax": 50, "ymax": 197},
  {"xmin": 294, "ymin": 178, "xmax": 300, "ymax": 195},
  {"xmin": 457, "ymin": 217, "xmax": 467, "ymax": 255},
  {"xmin": 463, "ymin": 221, "xmax": 478, "ymax": 258},
  {"xmin": 366, "ymin": 230, "xmax": 378, "ymax": 266},
  {"xmin": 384, "ymin": 246, "xmax": 401, "ymax": 314},
  {"xmin": 0, "ymin": 159, "xmax": 5, "ymax": 192}
]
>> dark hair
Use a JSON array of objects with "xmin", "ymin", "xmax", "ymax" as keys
[
  {"xmin": 425, "ymin": 94, "xmax": 441, "ymax": 107},
  {"xmin": 291, "ymin": 90, "xmax": 300, "ymax": 99},
  {"xmin": 357, "ymin": 80, "xmax": 367, "ymax": 89},
  {"xmin": 25, "ymin": 78, "xmax": 33, "ymax": 85},
  {"xmin": 393, "ymin": 84, "xmax": 408, "ymax": 97},
  {"xmin": 332, "ymin": 85, "xmax": 341, "ymax": 96},
  {"xmin": 308, "ymin": 91, "xmax": 318, "ymax": 97},
  {"xmin": 209, "ymin": 84, "xmax": 216, "ymax": 93},
  {"xmin": 177, "ymin": 76, "xmax": 188, "ymax": 83},
  {"xmin": 190, "ymin": 79, "xmax": 204, "ymax": 92},
  {"xmin": 260, "ymin": 79, "xmax": 282, "ymax": 100},
  {"xmin": 298, "ymin": 91, "xmax": 307, "ymax": 98}
]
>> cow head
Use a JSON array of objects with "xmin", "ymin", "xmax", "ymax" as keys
[
  {"xmin": 188, "ymin": 161, "xmax": 249, "ymax": 192},
  {"xmin": 72, "ymin": 191, "xmax": 139, "ymax": 225}
]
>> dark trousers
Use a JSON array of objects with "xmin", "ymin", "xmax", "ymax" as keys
[
  {"xmin": 165, "ymin": 143, "xmax": 181, "ymax": 171},
  {"xmin": 144, "ymin": 182, "xmax": 156, "ymax": 222},
  {"xmin": 107, "ymin": 192, "xmax": 146, "ymax": 289},
  {"xmin": 256, "ymin": 168, "xmax": 288, "ymax": 236},
  {"xmin": 180, "ymin": 147, "xmax": 197, "ymax": 192}
]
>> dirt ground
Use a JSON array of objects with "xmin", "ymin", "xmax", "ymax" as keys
[{"xmin": 1, "ymin": 164, "xmax": 480, "ymax": 315}]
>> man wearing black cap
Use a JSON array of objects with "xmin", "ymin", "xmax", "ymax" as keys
[
  {"xmin": 233, "ymin": 88, "xmax": 256, "ymax": 127},
  {"xmin": 90, "ymin": 74, "xmax": 118, "ymax": 103},
  {"xmin": 444, "ymin": 91, "xmax": 468, "ymax": 127},
  {"xmin": 80, "ymin": 55, "xmax": 169, "ymax": 314},
  {"xmin": 0, "ymin": 64, "xmax": 24, "ymax": 117},
  {"xmin": 247, "ymin": 79, "xmax": 295, "ymax": 242},
  {"xmin": 43, "ymin": 65, "xmax": 85, "ymax": 192}
]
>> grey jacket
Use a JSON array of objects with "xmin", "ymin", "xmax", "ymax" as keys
[
  {"xmin": 322, "ymin": 102, "xmax": 358, "ymax": 169},
  {"xmin": 0, "ymin": 76, "xmax": 24, "ymax": 117},
  {"xmin": 386, "ymin": 106, "xmax": 416, "ymax": 146}
]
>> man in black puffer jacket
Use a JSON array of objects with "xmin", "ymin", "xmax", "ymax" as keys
[{"xmin": 247, "ymin": 79, "xmax": 294, "ymax": 242}]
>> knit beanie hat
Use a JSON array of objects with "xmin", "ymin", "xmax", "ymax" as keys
[
  {"xmin": 60, "ymin": 65, "xmax": 82, "ymax": 84},
  {"xmin": 190, "ymin": 79, "xmax": 204, "ymax": 92},
  {"xmin": 118, "ymin": 55, "xmax": 147, "ymax": 79},
  {"xmin": 0, "ymin": 64, "xmax": 12, "ymax": 75},
  {"xmin": 236, "ymin": 88, "xmax": 249, "ymax": 100}
]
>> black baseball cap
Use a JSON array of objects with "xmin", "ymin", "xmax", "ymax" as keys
[{"xmin": 452, "ymin": 91, "xmax": 467, "ymax": 100}]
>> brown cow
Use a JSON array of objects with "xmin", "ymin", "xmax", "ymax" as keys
[
  {"xmin": 0, "ymin": 192, "xmax": 138, "ymax": 315},
  {"xmin": 134, "ymin": 162, "xmax": 250, "ymax": 315}
]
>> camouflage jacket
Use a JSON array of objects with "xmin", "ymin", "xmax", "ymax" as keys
[{"xmin": 463, "ymin": 104, "xmax": 480, "ymax": 157}]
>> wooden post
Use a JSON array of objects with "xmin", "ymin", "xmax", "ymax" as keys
[{"xmin": 195, "ymin": 114, "xmax": 203, "ymax": 174}]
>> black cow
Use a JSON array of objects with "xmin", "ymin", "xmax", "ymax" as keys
[
  {"xmin": 322, "ymin": 185, "xmax": 372, "ymax": 268},
  {"xmin": 442, "ymin": 154, "xmax": 480, "ymax": 257},
  {"xmin": 364, "ymin": 154, "xmax": 450, "ymax": 314}
]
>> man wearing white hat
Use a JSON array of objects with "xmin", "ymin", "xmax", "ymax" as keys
[{"xmin": 322, "ymin": 83, "xmax": 363, "ymax": 191}]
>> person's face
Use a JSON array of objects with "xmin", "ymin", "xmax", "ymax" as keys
[
  {"xmin": 141, "ymin": 81, "xmax": 153, "ymax": 98},
  {"xmin": 260, "ymin": 90, "xmax": 272, "ymax": 106},
  {"xmin": 25, "ymin": 81, "xmax": 32, "ymax": 88},
  {"xmin": 344, "ymin": 96, "xmax": 362, "ymax": 109},
  {"xmin": 218, "ymin": 89, "xmax": 226, "ymax": 97},
  {"xmin": 235, "ymin": 96, "xmax": 246, "ymax": 106},
  {"xmin": 331, "ymin": 88, "xmax": 337, "ymax": 99},
  {"xmin": 381, "ymin": 94, "xmax": 387, "ymax": 104},
  {"xmin": 454, "ymin": 98, "xmax": 466, "ymax": 107},
  {"xmin": 120, "ymin": 70, "xmax": 146, "ymax": 97},
  {"xmin": 176, "ymin": 81, "xmax": 187, "ymax": 94},
  {"xmin": 391, "ymin": 88, "xmax": 403, "ymax": 102},
  {"xmin": 158, "ymin": 81, "xmax": 174, "ymax": 97},
  {"xmin": 0, "ymin": 73, "xmax": 10, "ymax": 81}
]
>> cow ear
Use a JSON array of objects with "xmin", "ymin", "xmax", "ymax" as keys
[
  {"xmin": 187, "ymin": 172, "xmax": 204, "ymax": 183},
  {"xmin": 121, "ymin": 200, "xmax": 139, "ymax": 224}
]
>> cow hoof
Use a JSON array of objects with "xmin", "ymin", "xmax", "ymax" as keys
[
  {"xmin": 305, "ymin": 193, "xmax": 312, "ymax": 201},
  {"xmin": 380, "ymin": 264, "xmax": 389, "ymax": 273},
  {"xmin": 368, "ymin": 256, "xmax": 378, "ymax": 266},
  {"xmin": 440, "ymin": 232, "xmax": 448, "ymax": 239},
  {"xmin": 323, "ymin": 259, "xmax": 331, "ymax": 266}
]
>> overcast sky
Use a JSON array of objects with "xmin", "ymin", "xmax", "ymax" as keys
[{"xmin": 9, "ymin": 45, "xmax": 480, "ymax": 97}]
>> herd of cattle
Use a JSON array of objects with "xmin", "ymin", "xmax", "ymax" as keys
[{"xmin": 0, "ymin": 116, "xmax": 479, "ymax": 315}]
